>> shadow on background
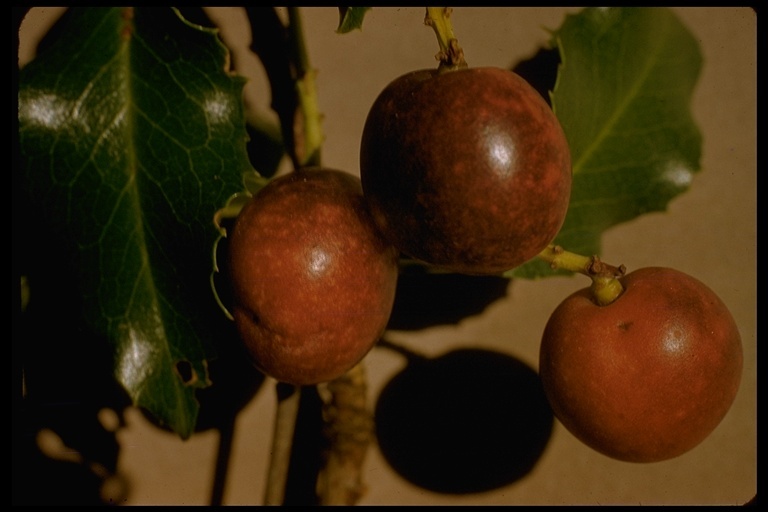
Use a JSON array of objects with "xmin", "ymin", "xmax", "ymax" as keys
[
  {"xmin": 387, "ymin": 265, "xmax": 511, "ymax": 331},
  {"xmin": 511, "ymin": 46, "xmax": 561, "ymax": 106},
  {"xmin": 283, "ymin": 385, "xmax": 326, "ymax": 506},
  {"xmin": 196, "ymin": 339, "xmax": 267, "ymax": 506},
  {"xmin": 374, "ymin": 343, "xmax": 553, "ymax": 494},
  {"xmin": 14, "ymin": 326, "xmax": 131, "ymax": 506},
  {"xmin": 139, "ymin": 323, "xmax": 267, "ymax": 506},
  {"xmin": 14, "ymin": 200, "xmax": 132, "ymax": 505}
]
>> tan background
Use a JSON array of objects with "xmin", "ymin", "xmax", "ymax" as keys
[{"xmin": 18, "ymin": 7, "xmax": 756, "ymax": 505}]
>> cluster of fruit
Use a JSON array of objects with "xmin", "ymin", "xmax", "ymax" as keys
[{"xmin": 226, "ymin": 61, "xmax": 742, "ymax": 463}]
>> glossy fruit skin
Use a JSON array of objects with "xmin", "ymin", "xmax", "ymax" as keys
[
  {"xmin": 539, "ymin": 267, "xmax": 742, "ymax": 463},
  {"xmin": 360, "ymin": 67, "xmax": 571, "ymax": 275},
  {"xmin": 227, "ymin": 168, "xmax": 399, "ymax": 386}
]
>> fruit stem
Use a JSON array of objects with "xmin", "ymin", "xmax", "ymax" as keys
[
  {"xmin": 424, "ymin": 7, "xmax": 468, "ymax": 71},
  {"xmin": 538, "ymin": 244, "xmax": 626, "ymax": 306},
  {"xmin": 264, "ymin": 383, "xmax": 301, "ymax": 505}
]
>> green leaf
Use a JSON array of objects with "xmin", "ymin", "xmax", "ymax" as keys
[
  {"xmin": 509, "ymin": 7, "xmax": 703, "ymax": 279},
  {"xmin": 18, "ymin": 7, "xmax": 256, "ymax": 438},
  {"xmin": 337, "ymin": 7, "xmax": 371, "ymax": 33}
]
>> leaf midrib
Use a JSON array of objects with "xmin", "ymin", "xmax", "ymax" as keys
[{"xmin": 572, "ymin": 13, "xmax": 672, "ymax": 176}]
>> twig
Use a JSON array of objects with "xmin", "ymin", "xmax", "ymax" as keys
[
  {"xmin": 264, "ymin": 382, "xmax": 301, "ymax": 505},
  {"xmin": 315, "ymin": 362, "xmax": 374, "ymax": 505}
]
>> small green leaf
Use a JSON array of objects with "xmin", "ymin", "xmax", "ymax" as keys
[
  {"xmin": 18, "ymin": 7, "xmax": 255, "ymax": 438},
  {"xmin": 510, "ymin": 7, "xmax": 703, "ymax": 278},
  {"xmin": 337, "ymin": 7, "xmax": 371, "ymax": 34}
]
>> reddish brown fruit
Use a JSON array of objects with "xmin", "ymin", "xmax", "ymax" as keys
[
  {"xmin": 227, "ymin": 168, "xmax": 399, "ymax": 386},
  {"xmin": 539, "ymin": 267, "xmax": 743, "ymax": 462},
  {"xmin": 359, "ymin": 67, "xmax": 571, "ymax": 275}
]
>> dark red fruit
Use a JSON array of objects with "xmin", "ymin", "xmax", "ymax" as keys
[
  {"xmin": 360, "ymin": 67, "xmax": 571, "ymax": 275},
  {"xmin": 227, "ymin": 168, "xmax": 400, "ymax": 386},
  {"xmin": 539, "ymin": 267, "xmax": 743, "ymax": 462}
]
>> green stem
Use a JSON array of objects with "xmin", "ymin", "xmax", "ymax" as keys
[
  {"xmin": 537, "ymin": 244, "xmax": 626, "ymax": 306},
  {"xmin": 287, "ymin": 7, "xmax": 323, "ymax": 168},
  {"xmin": 288, "ymin": 7, "xmax": 310, "ymax": 73},
  {"xmin": 424, "ymin": 7, "xmax": 467, "ymax": 70}
]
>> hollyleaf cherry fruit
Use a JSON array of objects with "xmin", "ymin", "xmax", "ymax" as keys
[
  {"xmin": 539, "ymin": 266, "xmax": 743, "ymax": 462},
  {"xmin": 360, "ymin": 66, "xmax": 572, "ymax": 275},
  {"xmin": 227, "ymin": 168, "xmax": 400, "ymax": 386}
]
